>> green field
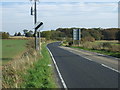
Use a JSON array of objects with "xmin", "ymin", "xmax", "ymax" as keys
[{"xmin": 2, "ymin": 39, "xmax": 28, "ymax": 64}]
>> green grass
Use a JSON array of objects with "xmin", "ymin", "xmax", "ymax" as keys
[
  {"xmin": 71, "ymin": 46, "xmax": 120, "ymax": 58},
  {"xmin": 94, "ymin": 40, "xmax": 120, "ymax": 45},
  {"xmin": 2, "ymin": 39, "xmax": 28, "ymax": 64},
  {"xmin": 21, "ymin": 43, "xmax": 57, "ymax": 88}
]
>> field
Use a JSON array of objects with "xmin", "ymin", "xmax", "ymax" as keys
[
  {"xmin": 94, "ymin": 40, "xmax": 120, "ymax": 45},
  {"xmin": 2, "ymin": 39, "xmax": 28, "ymax": 64},
  {"xmin": 71, "ymin": 40, "xmax": 120, "ymax": 58}
]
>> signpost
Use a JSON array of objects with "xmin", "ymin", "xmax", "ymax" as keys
[
  {"xmin": 73, "ymin": 29, "xmax": 81, "ymax": 46},
  {"xmin": 35, "ymin": 22, "xmax": 43, "ymax": 50},
  {"xmin": 30, "ymin": 0, "xmax": 43, "ymax": 51},
  {"xmin": 35, "ymin": 22, "xmax": 43, "ymax": 30}
]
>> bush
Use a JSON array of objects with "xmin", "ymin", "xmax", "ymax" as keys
[
  {"xmin": 81, "ymin": 36, "xmax": 95, "ymax": 42},
  {"xmin": 82, "ymin": 42, "xmax": 93, "ymax": 49},
  {"xmin": 2, "ymin": 32, "xmax": 9, "ymax": 39},
  {"xmin": 102, "ymin": 42, "xmax": 112, "ymax": 48},
  {"xmin": 109, "ymin": 45, "xmax": 120, "ymax": 52}
]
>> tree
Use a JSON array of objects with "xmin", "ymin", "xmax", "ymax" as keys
[
  {"xmin": 116, "ymin": 30, "xmax": 120, "ymax": 42},
  {"xmin": 2, "ymin": 32, "xmax": 9, "ymax": 39},
  {"xmin": 81, "ymin": 36, "xmax": 95, "ymax": 42},
  {"xmin": 29, "ymin": 30, "xmax": 33, "ymax": 34},
  {"xmin": 25, "ymin": 32, "xmax": 33, "ymax": 37},
  {"xmin": 17, "ymin": 32, "xmax": 22, "ymax": 36},
  {"xmin": 7, "ymin": 32, "xmax": 10, "ymax": 36},
  {"xmin": 14, "ymin": 32, "xmax": 17, "ymax": 36},
  {"xmin": 41, "ymin": 31, "xmax": 51, "ymax": 40},
  {"xmin": 23, "ymin": 29, "xmax": 28, "ymax": 36},
  {"xmin": 102, "ymin": 29, "xmax": 119, "ymax": 40}
]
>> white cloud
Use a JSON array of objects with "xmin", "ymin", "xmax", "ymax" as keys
[{"xmin": 1, "ymin": 0, "xmax": 119, "ymax": 34}]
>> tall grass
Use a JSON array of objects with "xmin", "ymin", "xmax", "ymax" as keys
[
  {"xmin": 71, "ymin": 41, "xmax": 120, "ymax": 58},
  {"xmin": 21, "ymin": 43, "xmax": 57, "ymax": 88},
  {"xmin": 2, "ymin": 40, "xmax": 38, "ymax": 88}
]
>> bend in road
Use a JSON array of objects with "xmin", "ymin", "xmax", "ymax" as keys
[{"xmin": 47, "ymin": 42, "xmax": 119, "ymax": 88}]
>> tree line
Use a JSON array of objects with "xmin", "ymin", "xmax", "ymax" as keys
[
  {"xmin": 41, "ymin": 28, "xmax": 120, "ymax": 41},
  {"xmin": 1, "ymin": 28, "xmax": 120, "ymax": 41}
]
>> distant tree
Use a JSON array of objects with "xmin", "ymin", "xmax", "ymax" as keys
[
  {"xmin": 23, "ymin": 29, "xmax": 28, "ymax": 36},
  {"xmin": 29, "ymin": 30, "xmax": 33, "ymax": 34},
  {"xmin": 88, "ymin": 29, "xmax": 102, "ymax": 40},
  {"xmin": 7, "ymin": 32, "xmax": 10, "ymax": 36},
  {"xmin": 25, "ymin": 32, "xmax": 33, "ymax": 37},
  {"xmin": 116, "ymin": 30, "xmax": 120, "ymax": 42},
  {"xmin": 17, "ymin": 32, "xmax": 22, "ymax": 36},
  {"xmin": 41, "ymin": 28, "xmax": 120, "ymax": 41},
  {"xmin": 81, "ymin": 36, "xmax": 95, "ymax": 42},
  {"xmin": 2, "ymin": 32, "xmax": 9, "ymax": 39},
  {"xmin": 102, "ymin": 29, "xmax": 118, "ymax": 40},
  {"xmin": 56, "ymin": 28, "xmax": 73, "ymax": 38},
  {"xmin": 41, "ymin": 31, "xmax": 51, "ymax": 40},
  {"xmin": 81, "ymin": 30, "xmax": 91, "ymax": 38},
  {"xmin": 14, "ymin": 32, "xmax": 17, "ymax": 36}
]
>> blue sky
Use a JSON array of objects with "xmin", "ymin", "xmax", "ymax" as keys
[{"xmin": 0, "ymin": 0, "xmax": 119, "ymax": 35}]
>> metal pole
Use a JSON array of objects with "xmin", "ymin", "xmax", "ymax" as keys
[
  {"xmin": 79, "ymin": 29, "xmax": 81, "ymax": 46},
  {"xmin": 39, "ymin": 30, "xmax": 41, "ymax": 52},
  {"xmin": 34, "ymin": 0, "xmax": 38, "ymax": 50}
]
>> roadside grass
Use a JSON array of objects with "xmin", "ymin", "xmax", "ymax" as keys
[
  {"xmin": 71, "ymin": 46, "xmax": 120, "ymax": 58},
  {"xmin": 94, "ymin": 40, "xmax": 120, "ymax": 45},
  {"xmin": 63, "ymin": 40, "xmax": 120, "ymax": 58},
  {"xmin": 2, "ymin": 39, "xmax": 28, "ymax": 64},
  {"xmin": 21, "ymin": 42, "xmax": 57, "ymax": 88}
]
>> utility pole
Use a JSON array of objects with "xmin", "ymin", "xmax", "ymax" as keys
[
  {"xmin": 30, "ymin": 0, "xmax": 43, "ymax": 50},
  {"xmin": 34, "ymin": 0, "xmax": 38, "ymax": 50},
  {"xmin": 30, "ymin": 0, "xmax": 38, "ymax": 50}
]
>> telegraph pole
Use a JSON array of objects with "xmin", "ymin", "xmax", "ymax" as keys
[
  {"xmin": 30, "ymin": 0, "xmax": 43, "ymax": 50},
  {"xmin": 30, "ymin": 0, "xmax": 38, "ymax": 50},
  {"xmin": 34, "ymin": 0, "xmax": 38, "ymax": 50}
]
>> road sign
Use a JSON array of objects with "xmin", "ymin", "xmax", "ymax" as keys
[
  {"xmin": 73, "ymin": 29, "xmax": 81, "ymax": 40},
  {"xmin": 35, "ymin": 22, "xmax": 43, "ymax": 30}
]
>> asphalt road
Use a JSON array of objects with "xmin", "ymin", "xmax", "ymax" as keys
[{"xmin": 47, "ymin": 42, "xmax": 119, "ymax": 88}]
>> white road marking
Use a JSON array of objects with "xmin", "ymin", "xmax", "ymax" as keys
[
  {"xmin": 47, "ymin": 46, "xmax": 68, "ymax": 89},
  {"xmin": 101, "ymin": 64, "xmax": 120, "ymax": 73},
  {"xmin": 65, "ymin": 48, "xmax": 120, "ymax": 73},
  {"xmin": 68, "ymin": 50, "xmax": 93, "ymax": 62}
]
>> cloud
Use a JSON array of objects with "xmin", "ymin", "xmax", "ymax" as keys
[{"xmin": 1, "ymin": 0, "xmax": 118, "ymax": 34}]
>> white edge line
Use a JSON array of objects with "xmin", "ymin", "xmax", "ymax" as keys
[
  {"xmin": 46, "ymin": 46, "xmax": 67, "ymax": 89},
  {"xmin": 65, "ymin": 48, "xmax": 120, "ymax": 74},
  {"xmin": 68, "ymin": 50, "xmax": 93, "ymax": 62},
  {"xmin": 101, "ymin": 64, "xmax": 120, "ymax": 73}
]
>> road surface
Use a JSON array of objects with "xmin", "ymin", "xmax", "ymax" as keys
[{"xmin": 47, "ymin": 42, "xmax": 119, "ymax": 88}]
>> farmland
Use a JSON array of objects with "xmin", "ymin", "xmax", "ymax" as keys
[
  {"xmin": 71, "ymin": 40, "xmax": 120, "ymax": 58},
  {"xmin": 2, "ymin": 39, "xmax": 28, "ymax": 64}
]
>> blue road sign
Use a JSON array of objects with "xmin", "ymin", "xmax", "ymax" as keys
[{"xmin": 73, "ymin": 29, "xmax": 81, "ymax": 40}]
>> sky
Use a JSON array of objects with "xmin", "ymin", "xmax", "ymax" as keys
[{"xmin": 0, "ymin": 0, "xmax": 119, "ymax": 35}]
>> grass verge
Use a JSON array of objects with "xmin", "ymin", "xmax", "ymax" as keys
[
  {"xmin": 71, "ymin": 46, "xmax": 120, "ymax": 58},
  {"xmin": 21, "ymin": 42, "xmax": 57, "ymax": 88}
]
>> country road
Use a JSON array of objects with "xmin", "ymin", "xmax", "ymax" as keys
[{"xmin": 47, "ymin": 42, "xmax": 119, "ymax": 88}]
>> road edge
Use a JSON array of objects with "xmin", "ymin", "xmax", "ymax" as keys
[{"xmin": 46, "ymin": 44, "xmax": 67, "ymax": 89}]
